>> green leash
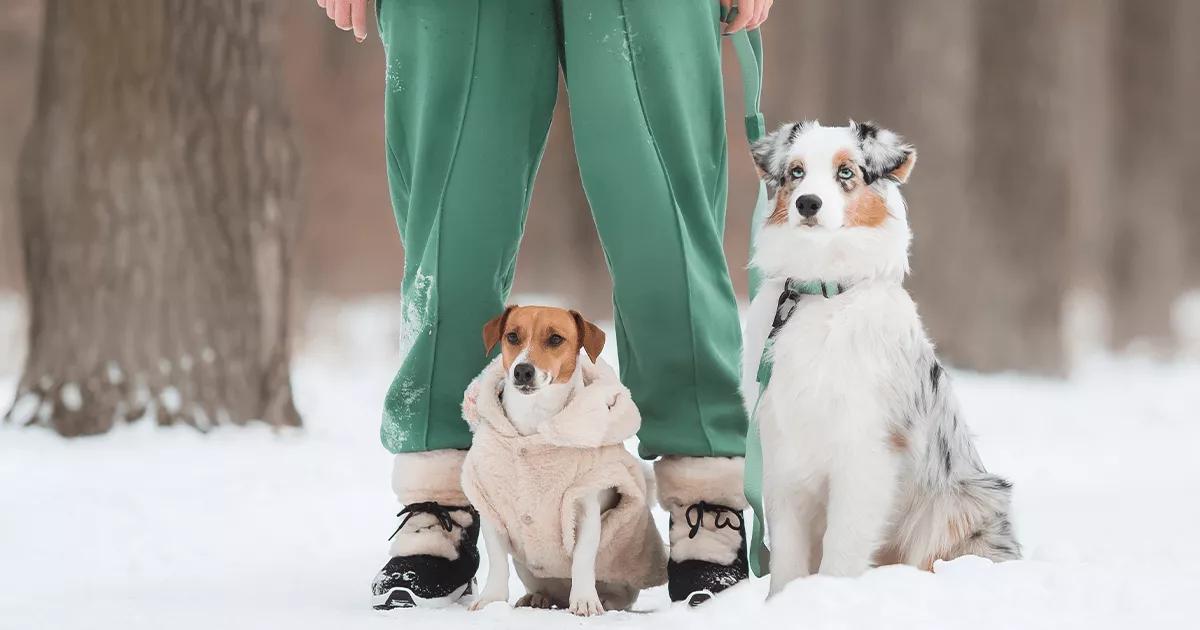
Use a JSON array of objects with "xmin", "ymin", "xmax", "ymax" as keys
[
  {"xmin": 720, "ymin": 6, "xmax": 778, "ymax": 577},
  {"xmin": 723, "ymin": 8, "xmax": 844, "ymax": 578}
]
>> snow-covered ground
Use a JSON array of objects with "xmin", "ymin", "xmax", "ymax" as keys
[{"xmin": 2, "ymin": 297, "xmax": 1199, "ymax": 629}]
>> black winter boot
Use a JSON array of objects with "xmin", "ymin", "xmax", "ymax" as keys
[
  {"xmin": 656, "ymin": 456, "xmax": 751, "ymax": 606},
  {"xmin": 372, "ymin": 450, "xmax": 478, "ymax": 610},
  {"xmin": 666, "ymin": 502, "xmax": 749, "ymax": 605},
  {"xmin": 371, "ymin": 502, "xmax": 480, "ymax": 609}
]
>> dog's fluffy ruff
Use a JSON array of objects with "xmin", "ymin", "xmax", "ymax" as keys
[{"xmin": 656, "ymin": 456, "xmax": 748, "ymax": 564}]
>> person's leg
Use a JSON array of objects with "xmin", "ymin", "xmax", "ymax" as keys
[
  {"xmin": 378, "ymin": 0, "xmax": 559, "ymax": 454},
  {"xmin": 559, "ymin": 0, "xmax": 746, "ymax": 461},
  {"xmin": 560, "ymin": 0, "xmax": 749, "ymax": 605},
  {"xmin": 372, "ymin": 0, "xmax": 559, "ymax": 608}
]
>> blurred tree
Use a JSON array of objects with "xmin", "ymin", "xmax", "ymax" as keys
[
  {"xmin": 1108, "ymin": 0, "xmax": 1189, "ymax": 352},
  {"xmin": 963, "ymin": 0, "xmax": 1071, "ymax": 374},
  {"xmin": 6, "ymin": 0, "xmax": 301, "ymax": 435}
]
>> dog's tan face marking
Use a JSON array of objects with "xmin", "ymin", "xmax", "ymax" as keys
[
  {"xmin": 481, "ymin": 306, "xmax": 606, "ymax": 385},
  {"xmin": 845, "ymin": 189, "xmax": 890, "ymax": 228},
  {"xmin": 830, "ymin": 148, "xmax": 891, "ymax": 229}
]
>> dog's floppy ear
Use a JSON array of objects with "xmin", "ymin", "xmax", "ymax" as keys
[
  {"xmin": 570, "ymin": 310, "xmax": 606, "ymax": 363},
  {"xmin": 482, "ymin": 305, "xmax": 517, "ymax": 355},
  {"xmin": 853, "ymin": 120, "xmax": 916, "ymax": 185}
]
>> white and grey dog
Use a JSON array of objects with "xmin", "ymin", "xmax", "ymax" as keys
[{"xmin": 742, "ymin": 121, "xmax": 1020, "ymax": 596}]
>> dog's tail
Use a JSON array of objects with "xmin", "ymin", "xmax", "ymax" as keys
[
  {"xmin": 944, "ymin": 473, "xmax": 1022, "ymax": 562},
  {"xmin": 893, "ymin": 472, "xmax": 1021, "ymax": 568}
]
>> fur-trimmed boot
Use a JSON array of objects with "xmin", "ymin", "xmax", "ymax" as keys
[
  {"xmin": 656, "ymin": 456, "xmax": 750, "ymax": 606},
  {"xmin": 371, "ymin": 450, "xmax": 480, "ymax": 610}
]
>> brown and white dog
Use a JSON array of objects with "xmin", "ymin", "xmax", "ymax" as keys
[{"xmin": 462, "ymin": 306, "xmax": 666, "ymax": 615}]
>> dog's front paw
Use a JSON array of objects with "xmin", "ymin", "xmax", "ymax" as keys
[
  {"xmin": 515, "ymin": 592, "xmax": 557, "ymax": 609},
  {"xmin": 468, "ymin": 594, "xmax": 508, "ymax": 611},
  {"xmin": 568, "ymin": 592, "xmax": 605, "ymax": 617}
]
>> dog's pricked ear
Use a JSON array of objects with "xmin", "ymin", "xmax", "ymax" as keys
[
  {"xmin": 853, "ymin": 121, "xmax": 916, "ymax": 185},
  {"xmin": 571, "ymin": 310, "xmax": 606, "ymax": 363},
  {"xmin": 482, "ymin": 305, "xmax": 517, "ymax": 355},
  {"xmin": 750, "ymin": 122, "xmax": 806, "ymax": 193},
  {"xmin": 888, "ymin": 149, "xmax": 917, "ymax": 184}
]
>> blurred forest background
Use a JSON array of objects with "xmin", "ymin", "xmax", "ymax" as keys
[{"xmin": 2, "ymin": 0, "xmax": 1199, "ymax": 434}]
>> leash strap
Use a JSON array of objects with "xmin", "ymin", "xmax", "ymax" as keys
[
  {"xmin": 732, "ymin": 28, "xmax": 766, "ymax": 143},
  {"xmin": 744, "ymin": 279, "xmax": 843, "ymax": 576},
  {"xmin": 721, "ymin": 6, "xmax": 775, "ymax": 576}
]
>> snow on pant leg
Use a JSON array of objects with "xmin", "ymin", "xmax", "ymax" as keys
[
  {"xmin": 560, "ymin": 0, "xmax": 747, "ymax": 458},
  {"xmin": 376, "ymin": 0, "xmax": 560, "ymax": 453}
]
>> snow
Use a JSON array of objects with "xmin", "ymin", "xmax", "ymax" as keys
[{"xmin": 2, "ymin": 297, "xmax": 1200, "ymax": 629}]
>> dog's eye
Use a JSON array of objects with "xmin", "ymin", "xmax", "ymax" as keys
[
  {"xmin": 838, "ymin": 166, "xmax": 855, "ymax": 180},
  {"xmin": 547, "ymin": 334, "xmax": 564, "ymax": 347},
  {"xmin": 505, "ymin": 332, "xmax": 520, "ymax": 344},
  {"xmin": 790, "ymin": 166, "xmax": 805, "ymax": 180}
]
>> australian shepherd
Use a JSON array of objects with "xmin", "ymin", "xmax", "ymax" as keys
[{"xmin": 742, "ymin": 121, "xmax": 1020, "ymax": 596}]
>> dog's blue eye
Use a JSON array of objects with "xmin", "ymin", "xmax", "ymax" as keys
[
  {"xmin": 838, "ymin": 166, "xmax": 855, "ymax": 180},
  {"xmin": 547, "ymin": 334, "xmax": 564, "ymax": 347},
  {"xmin": 790, "ymin": 166, "xmax": 805, "ymax": 179},
  {"xmin": 505, "ymin": 332, "xmax": 520, "ymax": 344}
]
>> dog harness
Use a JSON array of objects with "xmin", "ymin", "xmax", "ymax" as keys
[{"xmin": 744, "ymin": 279, "xmax": 844, "ymax": 577}]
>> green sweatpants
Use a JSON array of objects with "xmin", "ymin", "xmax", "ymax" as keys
[{"xmin": 377, "ymin": 0, "xmax": 746, "ymax": 459}]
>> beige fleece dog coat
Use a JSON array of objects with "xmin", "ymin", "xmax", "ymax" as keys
[{"xmin": 460, "ymin": 358, "xmax": 668, "ymax": 590}]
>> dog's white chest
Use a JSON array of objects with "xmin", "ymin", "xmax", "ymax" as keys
[{"xmin": 760, "ymin": 286, "xmax": 917, "ymax": 461}]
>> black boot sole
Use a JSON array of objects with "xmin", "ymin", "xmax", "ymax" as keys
[{"xmin": 371, "ymin": 581, "xmax": 472, "ymax": 611}]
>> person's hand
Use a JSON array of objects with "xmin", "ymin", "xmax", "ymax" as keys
[
  {"xmin": 721, "ymin": 0, "xmax": 773, "ymax": 34},
  {"xmin": 316, "ymin": 0, "xmax": 370, "ymax": 43}
]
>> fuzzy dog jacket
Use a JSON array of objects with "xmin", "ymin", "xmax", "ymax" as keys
[{"xmin": 460, "ymin": 358, "xmax": 668, "ymax": 590}]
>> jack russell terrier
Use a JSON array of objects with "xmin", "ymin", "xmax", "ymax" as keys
[
  {"xmin": 743, "ymin": 121, "xmax": 1021, "ymax": 597},
  {"xmin": 460, "ymin": 306, "xmax": 667, "ymax": 615}
]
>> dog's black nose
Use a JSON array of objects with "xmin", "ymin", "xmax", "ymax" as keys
[
  {"xmin": 513, "ymin": 363, "xmax": 536, "ymax": 386},
  {"xmin": 795, "ymin": 194, "xmax": 823, "ymax": 218}
]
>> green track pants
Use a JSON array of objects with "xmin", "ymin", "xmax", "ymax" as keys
[{"xmin": 377, "ymin": 0, "xmax": 747, "ymax": 459}]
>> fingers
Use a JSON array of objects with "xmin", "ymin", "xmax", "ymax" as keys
[
  {"xmin": 318, "ymin": 0, "xmax": 368, "ymax": 42},
  {"xmin": 718, "ymin": 0, "xmax": 734, "ymax": 32},
  {"xmin": 749, "ymin": 0, "xmax": 773, "ymax": 30},
  {"xmin": 724, "ymin": 0, "xmax": 756, "ymax": 34},
  {"xmin": 334, "ymin": 0, "xmax": 352, "ymax": 31},
  {"xmin": 351, "ymin": 0, "xmax": 368, "ymax": 42}
]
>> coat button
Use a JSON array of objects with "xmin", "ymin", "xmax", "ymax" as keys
[
  {"xmin": 523, "ymin": 514, "xmax": 533, "ymax": 524},
  {"xmin": 519, "ymin": 447, "xmax": 528, "ymax": 456}
]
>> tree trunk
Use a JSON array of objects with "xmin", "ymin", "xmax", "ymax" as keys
[
  {"xmin": 1182, "ymin": 0, "xmax": 1200, "ymax": 288},
  {"xmin": 7, "ymin": 0, "xmax": 301, "ymax": 436},
  {"xmin": 887, "ymin": 0, "xmax": 981, "ymax": 371},
  {"xmin": 1107, "ymin": 0, "xmax": 1188, "ymax": 353},
  {"xmin": 959, "ymin": 0, "xmax": 1070, "ymax": 374},
  {"xmin": 1059, "ymin": 0, "xmax": 1117, "ymax": 364}
]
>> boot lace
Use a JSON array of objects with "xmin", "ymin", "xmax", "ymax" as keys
[
  {"xmin": 387, "ymin": 502, "xmax": 472, "ymax": 541},
  {"xmin": 684, "ymin": 501, "xmax": 744, "ymax": 539}
]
